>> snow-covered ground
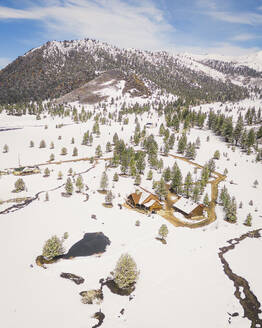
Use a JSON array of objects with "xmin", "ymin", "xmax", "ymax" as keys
[{"xmin": 0, "ymin": 99, "xmax": 261, "ymax": 328}]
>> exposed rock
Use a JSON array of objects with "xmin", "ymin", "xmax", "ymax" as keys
[
  {"xmin": 92, "ymin": 311, "xmax": 105, "ymax": 328},
  {"xmin": 80, "ymin": 289, "xmax": 103, "ymax": 304},
  {"xmin": 60, "ymin": 272, "xmax": 84, "ymax": 285},
  {"xmin": 101, "ymin": 278, "xmax": 135, "ymax": 296}
]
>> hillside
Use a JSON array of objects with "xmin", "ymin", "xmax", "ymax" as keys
[
  {"xmin": 55, "ymin": 70, "xmax": 151, "ymax": 105},
  {"xmin": 0, "ymin": 39, "xmax": 249, "ymax": 105}
]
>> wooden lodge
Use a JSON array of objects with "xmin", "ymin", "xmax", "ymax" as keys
[
  {"xmin": 127, "ymin": 190, "xmax": 162, "ymax": 213},
  {"xmin": 173, "ymin": 197, "xmax": 204, "ymax": 218},
  {"xmin": 13, "ymin": 166, "xmax": 40, "ymax": 176}
]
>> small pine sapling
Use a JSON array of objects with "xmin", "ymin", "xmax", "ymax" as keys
[{"xmin": 158, "ymin": 224, "xmax": 169, "ymax": 241}]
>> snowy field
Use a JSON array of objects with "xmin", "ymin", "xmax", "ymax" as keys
[{"xmin": 0, "ymin": 97, "xmax": 262, "ymax": 328}]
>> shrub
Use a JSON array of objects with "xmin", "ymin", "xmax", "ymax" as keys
[
  {"xmin": 113, "ymin": 253, "xmax": 139, "ymax": 290},
  {"xmin": 105, "ymin": 190, "xmax": 113, "ymax": 204},
  {"xmin": 3, "ymin": 144, "xmax": 9, "ymax": 153},
  {"xmin": 14, "ymin": 178, "xmax": 26, "ymax": 192},
  {"xmin": 244, "ymin": 213, "xmax": 252, "ymax": 227},
  {"xmin": 44, "ymin": 167, "xmax": 50, "ymax": 177},
  {"xmin": 213, "ymin": 150, "xmax": 220, "ymax": 160},
  {"xmin": 63, "ymin": 232, "xmax": 69, "ymax": 239},
  {"xmin": 39, "ymin": 140, "xmax": 46, "ymax": 148},
  {"xmin": 72, "ymin": 147, "xmax": 78, "ymax": 156},
  {"xmin": 76, "ymin": 175, "xmax": 84, "ymax": 192},
  {"xmin": 42, "ymin": 235, "xmax": 64, "ymax": 260},
  {"xmin": 113, "ymin": 172, "xmax": 119, "ymax": 182},
  {"xmin": 61, "ymin": 147, "xmax": 67, "ymax": 155}
]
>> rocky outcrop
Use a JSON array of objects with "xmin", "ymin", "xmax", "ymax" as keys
[{"xmin": 60, "ymin": 272, "xmax": 84, "ymax": 285}]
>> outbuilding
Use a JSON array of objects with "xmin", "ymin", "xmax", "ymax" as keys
[{"xmin": 173, "ymin": 197, "xmax": 204, "ymax": 218}]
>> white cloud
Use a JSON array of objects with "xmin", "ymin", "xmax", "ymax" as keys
[
  {"xmin": 169, "ymin": 42, "xmax": 261, "ymax": 57},
  {"xmin": 231, "ymin": 33, "xmax": 260, "ymax": 41},
  {"xmin": 204, "ymin": 10, "xmax": 262, "ymax": 25},
  {"xmin": 0, "ymin": 0, "xmax": 174, "ymax": 50},
  {"xmin": 0, "ymin": 57, "xmax": 11, "ymax": 69}
]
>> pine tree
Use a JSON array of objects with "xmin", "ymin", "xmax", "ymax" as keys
[
  {"xmin": 185, "ymin": 142, "xmax": 196, "ymax": 159},
  {"xmin": 207, "ymin": 159, "xmax": 215, "ymax": 175},
  {"xmin": 134, "ymin": 174, "xmax": 141, "ymax": 186},
  {"xmin": 95, "ymin": 145, "xmax": 102, "ymax": 157},
  {"xmin": 192, "ymin": 183, "xmax": 200, "ymax": 203},
  {"xmin": 100, "ymin": 171, "xmax": 108, "ymax": 191},
  {"xmin": 49, "ymin": 153, "xmax": 55, "ymax": 161},
  {"xmin": 113, "ymin": 172, "xmax": 119, "ymax": 182},
  {"xmin": 213, "ymin": 150, "xmax": 220, "ymax": 160},
  {"xmin": 29, "ymin": 140, "xmax": 34, "ymax": 148},
  {"xmin": 244, "ymin": 213, "xmax": 252, "ymax": 226},
  {"xmin": 42, "ymin": 235, "xmax": 64, "ymax": 260},
  {"xmin": 156, "ymin": 178, "xmax": 167, "ymax": 200},
  {"xmin": 233, "ymin": 115, "xmax": 244, "ymax": 145},
  {"xmin": 201, "ymin": 165, "xmax": 210, "ymax": 185},
  {"xmin": 203, "ymin": 193, "xmax": 210, "ymax": 207},
  {"xmin": 136, "ymin": 153, "xmax": 146, "ymax": 174},
  {"xmin": 240, "ymin": 129, "xmax": 247, "ymax": 149},
  {"xmin": 177, "ymin": 133, "xmax": 187, "ymax": 154},
  {"xmin": 65, "ymin": 177, "xmax": 73, "ymax": 195},
  {"xmin": 170, "ymin": 166, "xmax": 183, "ymax": 194},
  {"xmin": 105, "ymin": 190, "xmax": 113, "ymax": 204},
  {"xmin": 184, "ymin": 172, "xmax": 193, "ymax": 198},
  {"xmin": 113, "ymin": 132, "xmax": 119, "ymax": 145},
  {"xmin": 113, "ymin": 254, "xmax": 139, "ymax": 290},
  {"xmin": 72, "ymin": 147, "xmax": 78, "ymax": 157},
  {"xmin": 50, "ymin": 141, "xmax": 54, "ymax": 149},
  {"xmin": 45, "ymin": 192, "xmax": 49, "ymax": 201},
  {"xmin": 158, "ymin": 224, "xmax": 168, "ymax": 240},
  {"xmin": 58, "ymin": 171, "xmax": 63, "ymax": 180},
  {"xmin": 163, "ymin": 167, "xmax": 171, "ymax": 182},
  {"xmin": 158, "ymin": 158, "xmax": 164, "ymax": 173},
  {"xmin": 71, "ymin": 137, "xmax": 75, "ymax": 144},
  {"xmin": 253, "ymin": 179, "xmax": 259, "ymax": 188},
  {"xmin": 106, "ymin": 142, "xmax": 112, "ymax": 153},
  {"xmin": 195, "ymin": 136, "xmax": 201, "ymax": 149},
  {"xmin": 68, "ymin": 168, "xmax": 73, "ymax": 176},
  {"xmin": 76, "ymin": 175, "xmax": 84, "ymax": 192},
  {"xmin": 247, "ymin": 128, "xmax": 255, "ymax": 148},
  {"xmin": 225, "ymin": 199, "xmax": 237, "ymax": 223},
  {"xmin": 44, "ymin": 167, "xmax": 50, "ymax": 177},
  {"xmin": 147, "ymin": 169, "xmax": 153, "ymax": 180},
  {"xmin": 163, "ymin": 141, "xmax": 170, "ymax": 156}
]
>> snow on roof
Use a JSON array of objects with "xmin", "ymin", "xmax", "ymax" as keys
[
  {"xmin": 140, "ymin": 193, "xmax": 150, "ymax": 204},
  {"xmin": 173, "ymin": 197, "xmax": 200, "ymax": 215}
]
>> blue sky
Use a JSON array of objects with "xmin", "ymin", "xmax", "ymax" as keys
[{"xmin": 0, "ymin": 0, "xmax": 262, "ymax": 68}]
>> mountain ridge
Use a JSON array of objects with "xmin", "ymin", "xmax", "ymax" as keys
[{"xmin": 0, "ymin": 38, "xmax": 253, "ymax": 104}]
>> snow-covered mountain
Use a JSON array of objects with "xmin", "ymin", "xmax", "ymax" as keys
[
  {"xmin": 0, "ymin": 38, "xmax": 250, "ymax": 105},
  {"xmin": 191, "ymin": 51, "xmax": 262, "ymax": 72}
]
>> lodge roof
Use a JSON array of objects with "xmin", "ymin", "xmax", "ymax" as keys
[{"xmin": 173, "ymin": 197, "xmax": 202, "ymax": 215}]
